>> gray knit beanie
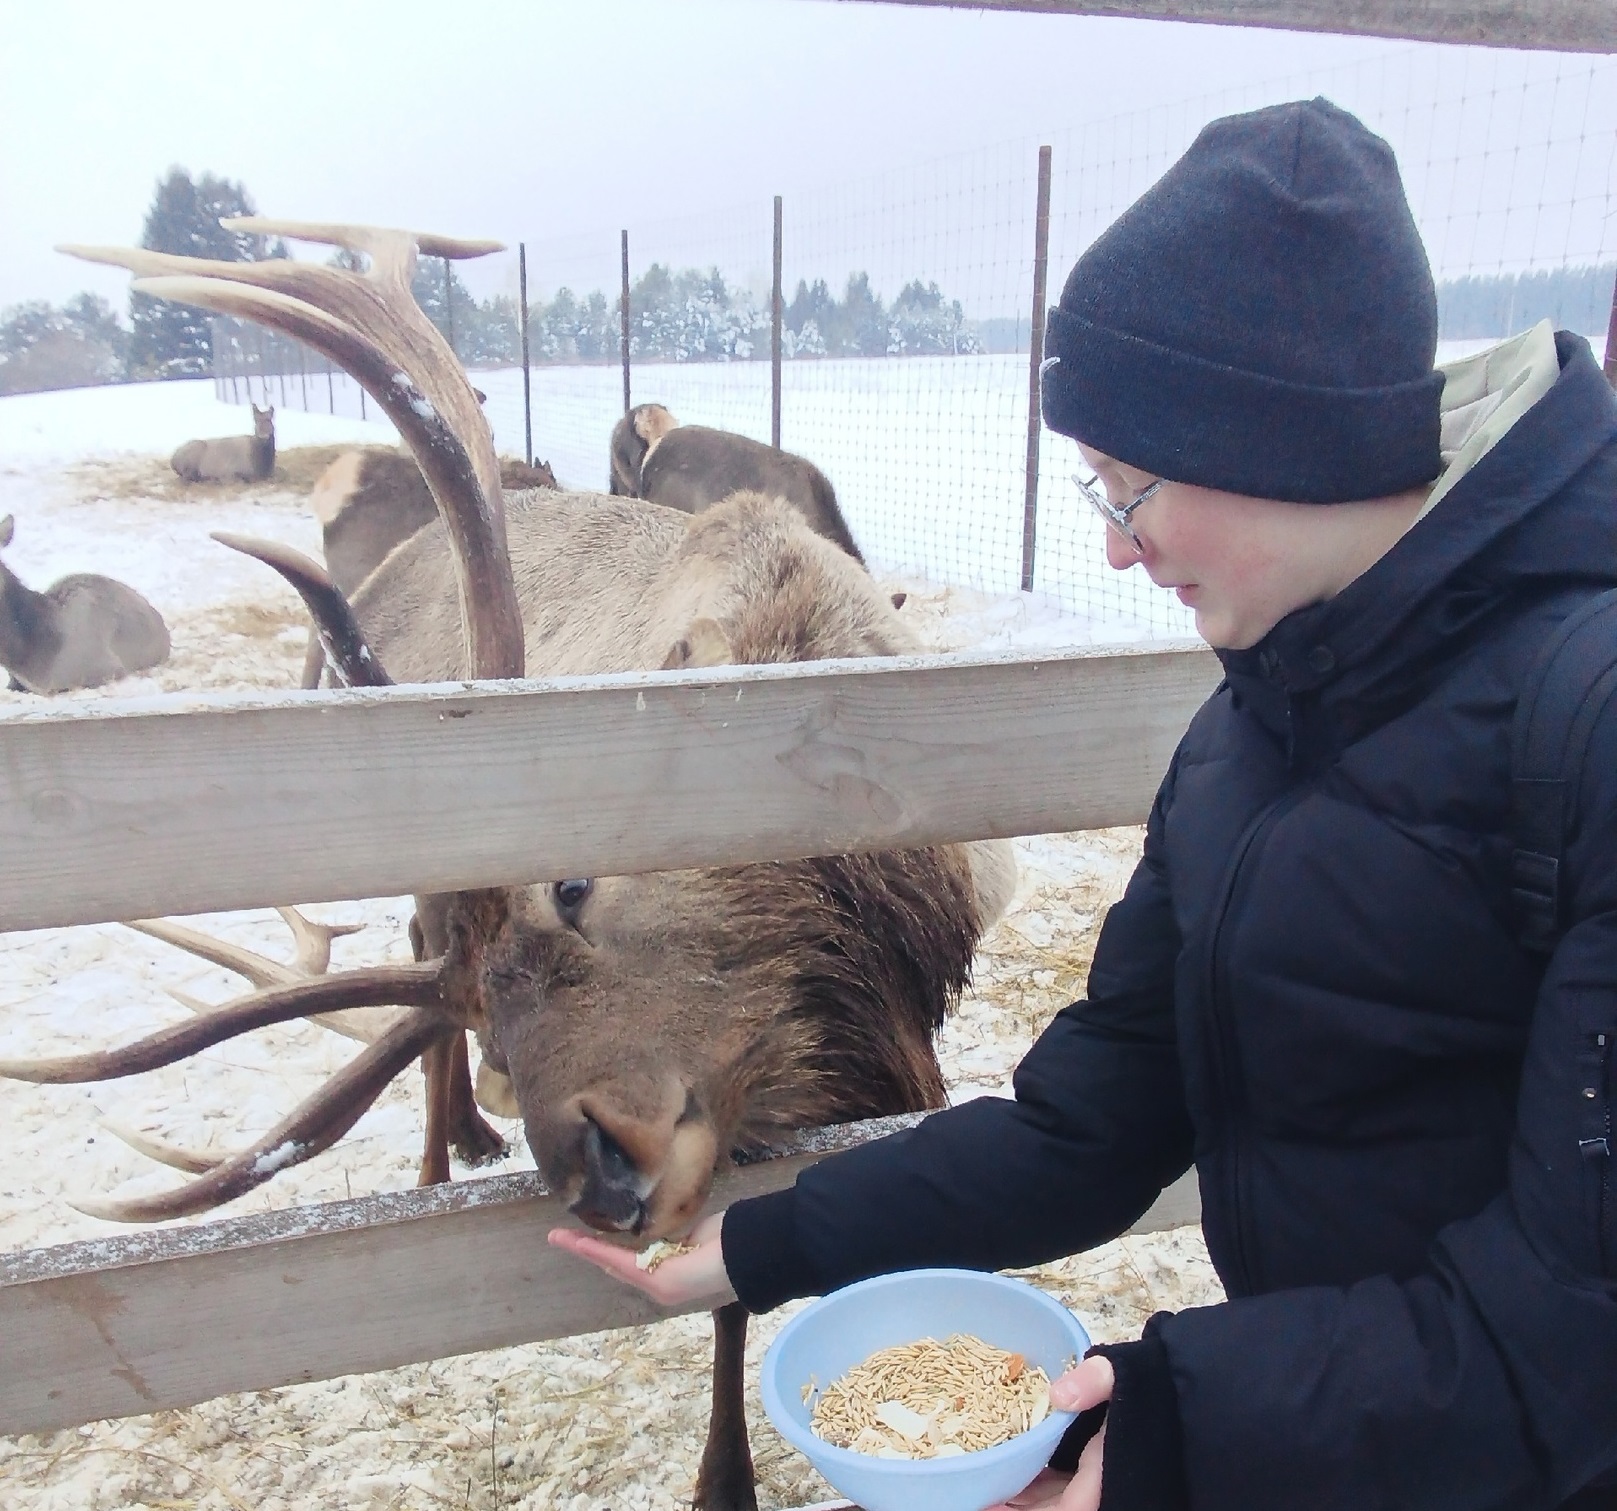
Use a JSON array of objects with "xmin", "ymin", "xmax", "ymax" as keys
[{"xmin": 1041, "ymin": 97, "xmax": 1444, "ymax": 503}]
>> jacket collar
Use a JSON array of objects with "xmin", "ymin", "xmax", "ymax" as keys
[{"xmin": 1220, "ymin": 333, "xmax": 1617, "ymax": 712}]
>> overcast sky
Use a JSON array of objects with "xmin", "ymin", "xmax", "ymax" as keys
[{"xmin": 3, "ymin": 0, "xmax": 1612, "ymax": 316}]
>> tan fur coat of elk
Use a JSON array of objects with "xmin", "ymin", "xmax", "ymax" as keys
[
  {"xmin": 35, "ymin": 222, "xmax": 1013, "ymax": 1511},
  {"xmin": 0, "ymin": 514, "xmax": 170, "ymax": 693},
  {"xmin": 171, "ymin": 402, "xmax": 276, "ymax": 482},
  {"xmin": 300, "ymin": 446, "xmax": 557, "ymax": 687}
]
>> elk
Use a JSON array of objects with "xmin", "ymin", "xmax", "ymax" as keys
[
  {"xmin": 0, "ymin": 514, "xmax": 171, "ymax": 693},
  {"xmin": 299, "ymin": 447, "xmax": 558, "ymax": 687},
  {"xmin": 610, "ymin": 402, "xmax": 868, "ymax": 564},
  {"xmin": 36, "ymin": 221, "xmax": 1014, "ymax": 1511},
  {"xmin": 171, "ymin": 402, "xmax": 276, "ymax": 483}
]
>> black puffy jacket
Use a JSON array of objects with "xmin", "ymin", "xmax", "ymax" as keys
[{"xmin": 724, "ymin": 335, "xmax": 1617, "ymax": 1509}]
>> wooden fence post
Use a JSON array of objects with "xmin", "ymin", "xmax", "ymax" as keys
[
  {"xmin": 772, "ymin": 194, "xmax": 784, "ymax": 448},
  {"xmin": 620, "ymin": 229, "xmax": 632, "ymax": 413},
  {"xmin": 1021, "ymin": 144, "xmax": 1053, "ymax": 595},
  {"xmin": 519, "ymin": 242, "xmax": 534, "ymax": 466}
]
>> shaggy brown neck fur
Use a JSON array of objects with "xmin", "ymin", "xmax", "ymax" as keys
[{"xmin": 702, "ymin": 847, "xmax": 981, "ymax": 1155}]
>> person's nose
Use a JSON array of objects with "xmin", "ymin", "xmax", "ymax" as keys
[{"xmin": 1104, "ymin": 526, "xmax": 1141, "ymax": 571}]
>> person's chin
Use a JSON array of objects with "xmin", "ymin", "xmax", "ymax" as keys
[{"xmin": 1194, "ymin": 607, "xmax": 1246, "ymax": 650}]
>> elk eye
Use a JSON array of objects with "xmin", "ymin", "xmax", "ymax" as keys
[{"xmin": 553, "ymin": 878, "xmax": 593, "ymax": 925}]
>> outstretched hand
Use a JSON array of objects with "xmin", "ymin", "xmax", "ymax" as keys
[
  {"xmin": 547, "ymin": 1212, "xmax": 735, "ymax": 1309},
  {"xmin": 989, "ymin": 1355, "xmax": 1115, "ymax": 1511}
]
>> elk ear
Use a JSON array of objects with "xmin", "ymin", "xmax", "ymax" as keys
[
  {"xmin": 661, "ymin": 616, "xmax": 732, "ymax": 670},
  {"xmin": 0, "ymin": 516, "xmax": 12, "ymax": 548},
  {"xmin": 474, "ymin": 1062, "xmax": 521, "ymax": 1119}
]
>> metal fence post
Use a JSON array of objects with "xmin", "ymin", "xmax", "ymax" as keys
[
  {"xmin": 772, "ymin": 195, "xmax": 784, "ymax": 449},
  {"xmin": 251, "ymin": 326, "xmax": 266, "ymax": 407},
  {"xmin": 326, "ymin": 356, "xmax": 335, "ymax": 415},
  {"xmin": 620, "ymin": 230, "xmax": 632, "ymax": 413},
  {"xmin": 1604, "ymin": 264, "xmax": 1616, "ymax": 389},
  {"xmin": 1021, "ymin": 144, "xmax": 1053, "ymax": 596},
  {"xmin": 444, "ymin": 256, "xmax": 454, "ymax": 356},
  {"xmin": 519, "ymin": 242, "xmax": 534, "ymax": 466}
]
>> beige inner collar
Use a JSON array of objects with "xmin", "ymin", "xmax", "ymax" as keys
[{"xmin": 1417, "ymin": 319, "xmax": 1560, "ymax": 520}]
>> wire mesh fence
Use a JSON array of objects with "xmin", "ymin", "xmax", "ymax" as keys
[{"xmin": 213, "ymin": 43, "xmax": 1617, "ymax": 645}]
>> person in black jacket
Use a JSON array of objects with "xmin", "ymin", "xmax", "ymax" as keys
[{"xmin": 552, "ymin": 97, "xmax": 1617, "ymax": 1510}]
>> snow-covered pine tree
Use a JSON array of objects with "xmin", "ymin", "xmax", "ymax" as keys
[
  {"xmin": 410, "ymin": 257, "xmax": 478, "ymax": 359},
  {"xmin": 888, "ymin": 279, "xmax": 982, "ymax": 356},
  {"xmin": 836, "ymin": 273, "xmax": 888, "ymax": 358},
  {"xmin": 128, "ymin": 168, "xmax": 269, "ymax": 379},
  {"xmin": 0, "ymin": 294, "xmax": 129, "ymax": 395}
]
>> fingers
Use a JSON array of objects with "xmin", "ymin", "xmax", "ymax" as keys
[
  {"xmin": 547, "ymin": 1227, "xmax": 649, "ymax": 1286},
  {"xmin": 1064, "ymin": 1421, "xmax": 1106, "ymax": 1511},
  {"xmin": 1049, "ymin": 1354, "xmax": 1116, "ymax": 1414},
  {"xmin": 547, "ymin": 1213, "xmax": 734, "ymax": 1308},
  {"xmin": 994, "ymin": 1467, "xmax": 1071, "ymax": 1509}
]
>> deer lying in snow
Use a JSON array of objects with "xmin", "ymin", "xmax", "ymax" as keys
[
  {"xmin": 0, "ymin": 514, "xmax": 170, "ymax": 693},
  {"xmin": 299, "ymin": 446, "xmax": 558, "ymax": 687},
  {"xmin": 171, "ymin": 401, "xmax": 276, "ymax": 483},
  {"xmin": 610, "ymin": 402, "xmax": 868, "ymax": 565},
  {"xmin": 41, "ymin": 221, "xmax": 1013, "ymax": 1511}
]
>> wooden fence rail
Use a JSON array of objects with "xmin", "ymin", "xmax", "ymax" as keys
[
  {"xmin": 847, "ymin": 0, "xmax": 1617, "ymax": 54},
  {"xmin": 0, "ymin": 644, "xmax": 1218, "ymax": 1435},
  {"xmin": 0, "ymin": 1113, "xmax": 1202, "ymax": 1437},
  {"xmin": 0, "ymin": 643, "xmax": 1218, "ymax": 932}
]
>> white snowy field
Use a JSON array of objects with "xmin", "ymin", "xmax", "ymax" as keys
[
  {"xmin": 239, "ymin": 353, "xmax": 1201, "ymax": 642},
  {"xmin": 0, "ymin": 378, "xmax": 1219, "ymax": 1511},
  {"xmin": 248, "ymin": 331, "xmax": 1610, "ymax": 651}
]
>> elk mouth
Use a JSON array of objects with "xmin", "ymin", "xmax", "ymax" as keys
[{"xmin": 529, "ymin": 1082, "xmax": 719, "ymax": 1242}]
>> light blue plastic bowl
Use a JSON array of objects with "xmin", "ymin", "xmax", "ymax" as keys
[{"xmin": 760, "ymin": 1268, "xmax": 1090, "ymax": 1511}]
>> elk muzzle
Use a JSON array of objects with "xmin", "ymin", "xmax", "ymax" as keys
[{"xmin": 535, "ymin": 1081, "xmax": 719, "ymax": 1240}]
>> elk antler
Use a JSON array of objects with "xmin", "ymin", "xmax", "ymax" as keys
[
  {"xmin": 129, "ymin": 907, "xmax": 391, "ymax": 1043},
  {"xmin": 73, "ymin": 1006, "xmax": 456, "ymax": 1223},
  {"xmin": 45, "ymin": 221, "xmax": 524, "ymax": 1220},
  {"xmin": 60, "ymin": 223, "xmax": 525, "ymax": 681},
  {"xmin": 0, "ymin": 965, "xmax": 442, "ymax": 1083},
  {"xmin": 211, "ymin": 535, "xmax": 394, "ymax": 689}
]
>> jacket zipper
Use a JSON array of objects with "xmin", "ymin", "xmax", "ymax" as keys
[
  {"xmin": 1203, "ymin": 789, "xmax": 1306, "ymax": 1296},
  {"xmin": 1582, "ymin": 1029, "xmax": 1614, "ymax": 1273}
]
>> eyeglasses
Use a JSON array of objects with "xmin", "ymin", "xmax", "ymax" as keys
[{"xmin": 1073, "ymin": 471, "xmax": 1164, "ymax": 555}]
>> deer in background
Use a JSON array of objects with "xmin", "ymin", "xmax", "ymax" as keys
[
  {"xmin": 171, "ymin": 401, "xmax": 275, "ymax": 483},
  {"xmin": 610, "ymin": 402, "xmax": 868, "ymax": 564},
  {"xmin": 0, "ymin": 514, "xmax": 170, "ymax": 693},
  {"xmin": 42, "ymin": 221, "xmax": 1013, "ymax": 1511}
]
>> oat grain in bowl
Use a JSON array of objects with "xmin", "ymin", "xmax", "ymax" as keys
[{"xmin": 808, "ymin": 1333, "xmax": 1053, "ymax": 1459}]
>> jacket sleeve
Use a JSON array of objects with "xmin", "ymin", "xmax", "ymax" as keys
[
  {"xmin": 1098, "ymin": 699, "xmax": 1617, "ymax": 1511},
  {"xmin": 722, "ymin": 755, "xmax": 1195, "ymax": 1314}
]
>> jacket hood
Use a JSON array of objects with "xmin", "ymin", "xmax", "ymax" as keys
[{"xmin": 1219, "ymin": 331, "xmax": 1617, "ymax": 748}]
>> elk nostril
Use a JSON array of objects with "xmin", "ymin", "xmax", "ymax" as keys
[
  {"xmin": 571, "ymin": 1116, "xmax": 647, "ymax": 1233},
  {"xmin": 583, "ymin": 1116, "xmax": 634, "ymax": 1186}
]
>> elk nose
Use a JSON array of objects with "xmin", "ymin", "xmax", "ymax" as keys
[{"xmin": 570, "ymin": 1117, "xmax": 647, "ymax": 1234}]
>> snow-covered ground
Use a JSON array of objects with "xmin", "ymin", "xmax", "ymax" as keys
[{"xmin": 0, "ymin": 378, "xmax": 1218, "ymax": 1511}]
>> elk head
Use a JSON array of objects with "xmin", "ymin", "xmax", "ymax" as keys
[{"xmin": 23, "ymin": 222, "xmax": 979, "ymax": 1238}]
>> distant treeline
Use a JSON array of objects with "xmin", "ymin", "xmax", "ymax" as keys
[
  {"xmin": 1437, "ymin": 264, "xmax": 1615, "ymax": 340},
  {"xmin": 516, "ymin": 269, "xmax": 982, "ymax": 364},
  {"xmin": 5, "ymin": 172, "xmax": 1612, "ymax": 397}
]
